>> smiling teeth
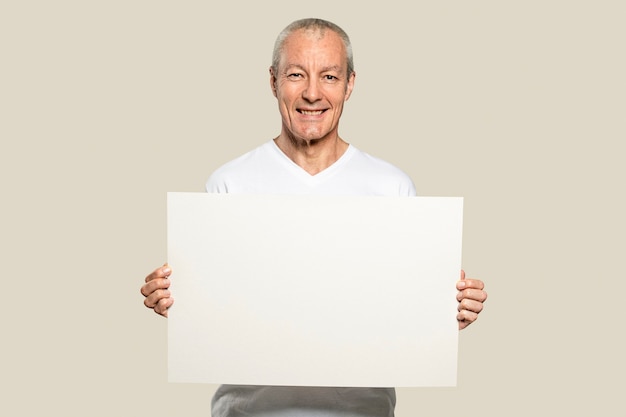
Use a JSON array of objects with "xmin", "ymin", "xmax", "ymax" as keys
[{"xmin": 300, "ymin": 110, "xmax": 323, "ymax": 115}]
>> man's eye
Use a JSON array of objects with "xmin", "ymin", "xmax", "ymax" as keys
[
  {"xmin": 324, "ymin": 75, "xmax": 338, "ymax": 81},
  {"xmin": 288, "ymin": 73, "xmax": 302, "ymax": 78}
]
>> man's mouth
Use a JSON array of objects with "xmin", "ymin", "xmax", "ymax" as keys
[{"xmin": 298, "ymin": 109, "xmax": 325, "ymax": 115}]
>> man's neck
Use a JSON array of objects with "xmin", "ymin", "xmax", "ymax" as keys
[{"xmin": 274, "ymin": 134, "xmax": 349, "ymax": 176}]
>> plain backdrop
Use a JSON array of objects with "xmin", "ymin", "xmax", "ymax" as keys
[{"xmin": 2, "ymin": 1, "xmax": 624, "ymax": 416}]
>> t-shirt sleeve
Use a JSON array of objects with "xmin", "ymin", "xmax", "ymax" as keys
[
  {"xmin": 205, "ymin": 172, "xmax": 227, "ymax": 193},
  {"xmin": 404, "ymin": 178, "xmax": 417, "ymax": 196}
]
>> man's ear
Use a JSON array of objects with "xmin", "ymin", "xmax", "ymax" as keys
[
  {"xmin": 269, "ymin": 67, "xmax": 278, "ymax": 97},
  {"xmin": 344, "ymin": 71, "xmax": 356, "ymax": 101}
]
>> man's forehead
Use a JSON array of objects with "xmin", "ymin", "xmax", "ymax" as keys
[
  {"xmin": 285, "ymin": 27, "xmax": 340, "ymax": 44},
  {"xmin": 298, "ymin": 26, "xmax": 327, "ymax": 40},
  {"xmin": 279, "ymin": 29, "xmax": 347, "ymax": 69}
]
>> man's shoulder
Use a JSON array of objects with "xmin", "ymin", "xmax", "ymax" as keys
[
  {"xmin": 350, "ymin": 146, "xmax": 413, "ymax": 179},
  {"xmin": 340, "ymin": 146, "xmax": 417, "ymax": 196},
  {"xmin": 205, "ymin": 140, "xmax": 276, "ymax": 192}
]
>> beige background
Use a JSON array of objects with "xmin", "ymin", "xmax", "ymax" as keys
[{"xmin": 2, "ymin": 1, "xmax": 624, "ymax": 416}]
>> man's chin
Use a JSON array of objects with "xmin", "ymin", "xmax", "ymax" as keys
[
  {"xmin": 283, "ymin": 130, "xmax": 327, "ymax": 144},
  {"xmin": 294, "ymin": 135, "xmax": 332, "ymax": 147}
]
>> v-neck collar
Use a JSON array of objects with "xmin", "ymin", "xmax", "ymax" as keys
[{"xmin": 270, "ymin": 139, "xmax": 355, "ymax": 185}]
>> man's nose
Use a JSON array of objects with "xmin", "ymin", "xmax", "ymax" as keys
[{"xmin": 302, "ymin": 78, "xmax": 321, "ymax": 101}]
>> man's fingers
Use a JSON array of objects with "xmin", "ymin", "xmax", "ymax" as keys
[
  {"xmin": 140, "ymin": 277, "xmax": 171, "ymax": 297},
  {"xmin": 154, "ymin": 297, "xmax": 174, "ymax": 317},
  {"xmin": 457, "ymin": 297, "xmax": 484, "ymax": 314},
  {"xmin": 456, "ymin": 272, "xmax": 486, "ymax": 330},
  {"xmin": 145, "ymin": 265, "xmax": 171, "ymax": 283},
  {"xmin": 140, "ymin": 264, "xmax": 173, "ymax": 317},
  {"xmin": 456, "ymin": 288, "xmax": 488, "ymax": 303},
  {"xmin": 457, "ymin": 278, "xmax": 484, "ymax": 291},
  {"xmin": 143, "ymin": 288, "xmax": 171, "ymax": 309},
  {"xmin": 457, "ymin": 310, "xmax": 478, "ymax": 330}
]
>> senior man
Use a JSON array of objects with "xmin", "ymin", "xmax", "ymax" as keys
[{"xmin": 141, "ymin": 18, "xmax": 488, "ymax": 417}]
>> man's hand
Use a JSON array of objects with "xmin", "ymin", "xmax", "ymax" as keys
[
  {"xmin": 141, "ymin": 264, "xmax": 174, "ymax": 317},
  {"xmin": 456, "ymin": 269, "xmax": 487, "ymax": 330}
]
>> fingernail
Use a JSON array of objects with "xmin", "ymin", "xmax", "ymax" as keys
[{"xmin": 457, "ymin": 281, "xmax": 466, "ymax": 289}]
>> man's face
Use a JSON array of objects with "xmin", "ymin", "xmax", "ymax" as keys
[{"xmin": 270, "ymin": 28, "xmax": 355, "ymax": 145}]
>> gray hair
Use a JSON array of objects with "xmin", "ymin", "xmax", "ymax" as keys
[{"xmin": 271, "ymin": 18, "xmax": 354, "ymax": 77}]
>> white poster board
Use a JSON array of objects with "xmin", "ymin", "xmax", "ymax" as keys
[{"xmin": 167, "ymin": 193, "xmax": 463, "ymax": 387}]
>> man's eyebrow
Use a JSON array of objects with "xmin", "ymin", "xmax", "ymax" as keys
[
  {"xmin": 282, "ymin": 64, "xmax": 343, "ymax": 73},
  {"xmin": 282, "ymin": 64, "xmax": 304, "ymax": 71},
  {"xmin": 321, "ymin": 65, "xmax": 342, "ymax": 72}
]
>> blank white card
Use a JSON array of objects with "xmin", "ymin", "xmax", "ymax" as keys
[{"xmin": 167, "ymin": 193, "xmax": 463, "ymax": 387}]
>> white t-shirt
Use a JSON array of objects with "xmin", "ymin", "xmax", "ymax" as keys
[
  {"xmin": 206, "ymin": 140, "xmax": 416, "ymax": 417},
  {"xmin": 206, "ymin": 140, "xmax": 416, "ymax": 197}
]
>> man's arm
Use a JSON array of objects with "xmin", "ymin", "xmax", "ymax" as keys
[
  {"xmin": 141, "ymin": 264, "xmax": 174, "ymax": 317},
  {"xmin": 456, "ymin": 269, "xmax": 487, "ymax": 330}
]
